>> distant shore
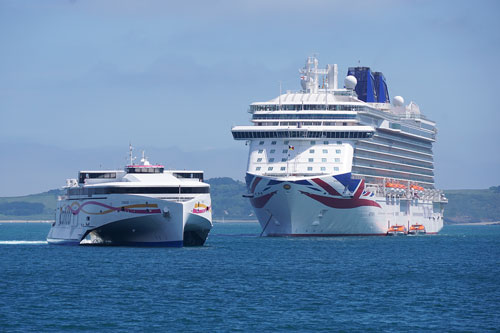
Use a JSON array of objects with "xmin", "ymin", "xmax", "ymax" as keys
[
  {"xmin": 1, "ymin": 219, "xmax": 499, "ymax": 225},
  {"xmin": 0, "ymin": 219, "xmax": 259, "ymax": 224},
  {"xmin": 0, "ymin": 220, "xmax": 54, "ymax": 223},
  {"xmin": 447, "ymin": 221, "xmax": 500, "ymax": 226},
  {"xmin": 213, "ymin": 219, "xmax": 258, "ymax": 223}
]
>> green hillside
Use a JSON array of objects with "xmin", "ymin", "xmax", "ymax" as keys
[
  {"xmin": 1, "ymin": 182, "xmax": 499, "ymax": 223},
  {"xmin": 0, "ymin": 189, "xmax": 63, "ymax": 220},
  {"xmin": 443, "ymin": 186, "xmax": 500, "ymax": 223}
]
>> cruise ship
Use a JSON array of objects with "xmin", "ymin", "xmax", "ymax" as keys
[
  {"xmin": 47, "ymin": 147, "xmax": 212, "ymax": 246},
  {"xmin": 232, "ymin": 57, "xmax": 447, "ymax": 236}
]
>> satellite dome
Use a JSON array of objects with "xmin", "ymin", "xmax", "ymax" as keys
[
  {"xmin": 393, "ymin": 96, "xmax": 404, "ymax": 107},
  {"xmin": 344, "ymin": 75, "xmax": 357, "ymax": 90}
]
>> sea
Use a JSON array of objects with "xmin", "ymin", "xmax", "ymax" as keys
[{"xmin": 0, "ymin": 222, "xmax": 499, "ymax": 332}]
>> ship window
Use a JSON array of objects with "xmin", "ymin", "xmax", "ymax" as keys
[
  {"xmin": 269, "ymin": 158, "xmax": 275, "ymax": 162},
  {"xmin": 280, "ymin": 167, "xmax": 286, "ymax": 171},
  {"xmin": 271, "ymin": 141, "xmax": 277, "ymax": 145},
  {"xmin": 334, "ymin": 167, "xmax": 339, "ymax": 171},
  {"xmin": 256, "ymin": 167, "xmax": 261, "ymax": 171},
  {"xmin": 281, "ymin": 158, "xmax": 287, "ymax": 162},
  {"xmin": 309, "ymin": 149, "xmax": 315, "ymax": 153},
  {"xmin": 322, "ymin": 149, "xmax": 328, "ymax": 153},
  {"xmin": 336, "ymin": 149, "xmax": 341, "ymax": 154},
  {"xmin": 270, "ymin": 149, "xmax": 275, "ymax": 153},
  {"xmin": 307, "ymin": 167, "xmax": 313, "ymax": 171},
  {"xmin": 268, "ymin": 167, "xmax": 273, "ymax": 171},
  {"xmin": 335, "ymin": 158, "xmax": 340, "ymax": 162},
  {"xmin": 322, "ymin": 158, "xmax": 327, "ymax": 162},
  {"xmin": 321, "ymin": 167, "xmax": 326, "ymax": 171},
  {"xmin": 282, "ymin": 149, "xmax": 287, "ymax": 154},
  {"xmin": 323, "ymin": 141, "xmax": 329, "ymax": 145},
  {"xmin": 337, "ymin": 141, "xmax": 342, "ymax": 144},
  {"xmin": 308, "ymin": 158, "xmax": 314, "ymax": 162},
  {"xmin": 259, "ymin": 141, "xmax": 264, "ymax": 145},
  {"xmin": 284, "ymin": 141, "xmax": 289, "ymax": 145},
  {"xmin": 310, "ymin": 141, "xmax": 316, "ymax": 144},
  {"xmin": 258, "ymin": 150, "xmax": 263, "ymax": 154},
  {"xmin": 257, "ymin": 158, "xmax": 262, "ymax": 162}
]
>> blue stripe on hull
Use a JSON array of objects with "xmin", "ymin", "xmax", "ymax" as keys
[
  {"xmin": 109, "ymin": 240, "xmax": 184, "ymax": 247},
  {"xmin": 48, "ymin": 239, "xmax": 184, "ymax": 247},
  {"xmin": 47, "ymin": 239, "xmax": 81, "ymax": 246}
]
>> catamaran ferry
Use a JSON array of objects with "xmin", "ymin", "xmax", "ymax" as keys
[
  {"xmin": 47, "ymin": 147, "xmax": 212, "ymax": 246},
  {"xmin": 232, "ymin": 56, "xmax": 447, "ymax": 236}
]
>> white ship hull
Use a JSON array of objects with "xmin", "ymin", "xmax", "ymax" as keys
[
  {"xmin": 47, "ymin": 194, "xmax": 212, "ymax": 247},
  {"xmin": 246, "ymin": 173, "xmax": 444, "ymax": 236}
]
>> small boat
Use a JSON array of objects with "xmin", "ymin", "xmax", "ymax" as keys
[
  {"xmin": 387, "ymin": 225, "xmax": 406, "ymax": 236},
  {"xmin": 408, "ymin": 224, "xmax": 426, "ymax": 235}
]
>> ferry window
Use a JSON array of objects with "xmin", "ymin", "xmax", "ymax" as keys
[
  {"xmin": 307, "ymin": 167, "xmax": 313, "ymax": 171},
  {"xmin": 268, "ymin": 167, "xmax": 273, "ymax": 171},
  {"xmin": 309, "ymin": 149, "xmax": 315, "ymax": 153},
  {"xmin": 336, "ymin": 150, "xmax": 341, "ymax": 154},
  {"xmin": 258, "ymin": 150, "xmax": 263, "ymax": 154},
  {"xmin": 256, "ymin": 167, "xmax": 261, "ymax": 171},
  {"xmin": 281, "ymin": 158, "xmax": 287, "ymax": 162},
  {"xmin": 257, "ymin": 158, "xmax": 262, "ymax": 162},
  {"xmin": 323, "ymin": 141, "xmax": 329, "ymax": 145},
  {"xmin": 321, "ymin": 167, "xmax": 326, "ymax": 171},
  {"xmin": 282, "ymin": 149, "xmax": 287, "ymax": 154},
  {"xmin": 337, "ymin": 141, "xmax": 342, "ymax": 144},
  {"xmin": 270, "ymin": 149, "xmax": 275, "ymax": 154},
  {"xmin": 310, "ymin": 141, "xmax": 316, "ymax": 144},
  {"xmin": 334, "ymin": 167, "xmax": 339, "ymax": 171},
  {"xmin": 269, "ymin": 158, "xmax": 275, "ymax": 162},
  {"xmin": 322, "ymin": 158, "xmax": 327, "ymax": 162},
  {"xmin": 271, "ymin": 141, "xmax": 277, "ymax": 145},
  {"xmin": 308, "ymin": 158, "xmax": 314, "ymax": 162},
  {"xmin": 322, "ymin": 149, "xmax": 328, "ymax": 153},
  {"xmin": 335, "ymin": 158, "xmax": 340, "ymax": 162},
  {"xmin": 259, "ymin": 141, "xmax": 264, "ymax": 145},
  {"xmin": 280, "ymin": 167, "xmax": 286, "ymax": 171},
  {"xmin": 284, "ymin": 141, "xmax": 289, "ymax": 145}
]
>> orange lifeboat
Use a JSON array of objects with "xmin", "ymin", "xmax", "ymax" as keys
[
  {"xmin": 387, "ymin": 225, "xmax": 407, "ymax": 236},
  {"xmin": 408, "ymin": 224, "xmax": 426, "ymax": 235},
  {"xmin": 410, "ymin": 185, "xmax": 424, "ymax": 191},
  {"xmin": 385, "ymin": 182, "xmax": 407, "ymax": 189}
]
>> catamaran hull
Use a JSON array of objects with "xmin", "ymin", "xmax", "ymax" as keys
[{"xmin": 47, "ymin": 195, "xmax": 212, "ymax": 247}]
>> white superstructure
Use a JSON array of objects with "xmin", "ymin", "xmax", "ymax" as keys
[
  {"xmin": 47, "ymin": 147, "xmax": 212, "ymax": 246},
  {"xmin": 232, "ymin": 57, "xmax": 447, "ymax": 236}
]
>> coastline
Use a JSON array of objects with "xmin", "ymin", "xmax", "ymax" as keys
[
  {"xmin": 0, "ymin": 220, "xmax": 54, "ymax": 223},
  {"xmin": 213, "ymin": 219, "xmax": 258, "ymax": 223},
  {"xmin": 1, "ymin": 220, "xmax": 498, "ymax": 225},
  {"xmin": 446, "ymin": 221, "xmax": 500, "ymax": 226}
]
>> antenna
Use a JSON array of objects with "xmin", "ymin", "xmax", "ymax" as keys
[
  {"xmin": 128, "ymin": 143, "xmax": 136, "ymax": 165},
  {"xmin": 279, "ymin": 81, "xmax": 282, "ymax": 111}
]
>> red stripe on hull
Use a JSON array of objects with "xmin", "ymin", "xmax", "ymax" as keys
[
  {"xmin": 300, "ymin": 191, "xmax": 381, "ymax": 209},
  {"xmin": 250, "ymin": 191, "xmax": 277, "ymax": 208},
  {"xmin": 250, "ymin": 177, "xmax": 262, "ymax": 193},
  {"xmin": 311, "ymin": 178, "xmax": 341, "ymax": 196}
]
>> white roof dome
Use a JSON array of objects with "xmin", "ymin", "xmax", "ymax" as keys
[
  {"xmin": 344, "ymin": 75, "xmax": 357, "ymax": 90},
  {"xmin": 393, "ymin": 95, "xmax": 404, "ymax": 107}
]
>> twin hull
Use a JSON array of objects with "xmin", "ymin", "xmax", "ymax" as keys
[
  {"xmin": 246, "ymin": 173, "xmax": 444, "ymax": 236},
  {"xmin": 47, "ymin": 194, "xmax": 212, "ymax": 247}
]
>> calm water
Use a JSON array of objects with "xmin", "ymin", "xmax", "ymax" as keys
[{"xmin": 0, "ymin": 223, "xmax": 499, "ymax": 332}]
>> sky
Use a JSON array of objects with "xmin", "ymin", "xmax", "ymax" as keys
[{"xmin": 0, "ymin": 0, "xmax": 499, "ymax": 196}]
